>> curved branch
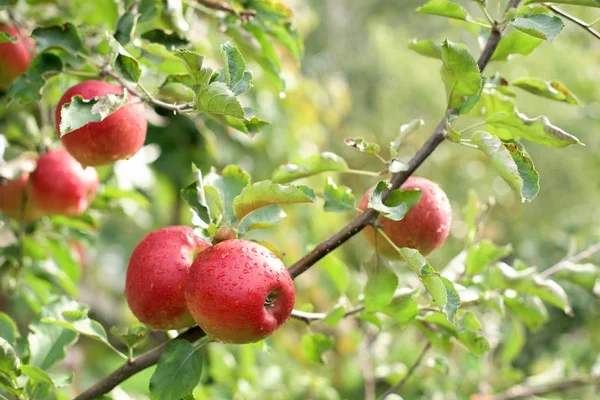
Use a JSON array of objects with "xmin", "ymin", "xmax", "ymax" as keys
[
  {"xmin": 545, "ymin": 4, "xmax": 600, "ymax": 41},
  {"xmin": 196, "ymin": 0, "xmax": 256, "ymax": 20},
  {"xmin": 491, "ymin": 374, "xmax": 600, "ymax": 400},
  {"xmin": 291, "ymin": 306, "xmax": 365, "ymax": 324},
  {"xmin": 378, "ymin": 341, "xmax": 432, "ymax": 399},
  {"xmin": 74, "ymin": 1, "xmax": 522, "ymax": 398}
]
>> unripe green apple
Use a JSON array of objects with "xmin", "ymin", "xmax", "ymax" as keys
[
  {"xmin": 55, "ymin": 80, "xmax": 147, "ymax": 167},
  {"xmin": 360, "ymin": 176, "xmax": 452, "ymax": 257},
  {"xmin": 29, "ymin": 149, "xmax": 98, "ymax": 216},
  {"xmin": 185, "ymin": 239, "xmax": 295, "ymax": 344},
  {"xmin": 125, "ymin": 226, "xmax": 211, "ymax": 331},
  {"xmin": 0, "ymin": 25, "xmax": 33, "ymax": 90},
  {"xmin": 0, "ymin": 171, "xmax": 44, "ymax": 221}
]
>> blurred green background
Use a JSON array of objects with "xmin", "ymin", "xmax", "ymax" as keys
[{"xmin": 3, "ymin": 0, "xmax": 600, "ymax": 399}]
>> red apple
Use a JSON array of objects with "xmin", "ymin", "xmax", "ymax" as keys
[
  {"xmin": 29, "ymin": 148, "xmax": 98, "ymax": 216},
  {"xmin": 55, "ymin": 80, "xmax": 147, "ymax": 167},
  {"xmin": 0, "ymin": 24, "xmax": 33, "ymax": 89},
  {"xmin": 360, "ymin": 177, "xmax": 452, "ymax": 257},
  {"xmin": 125, "ymin": 226, "xmax": 211, "ymax": 331},
  {"xmin": 185, "ymin": 239, "xmax": 295, "ymax": 344},
  {"xmin": 0, "ymin": 172, "xmax": 44, "ymax": 221}
]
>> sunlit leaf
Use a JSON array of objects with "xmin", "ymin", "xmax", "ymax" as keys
[{"xmin": 272, "ymin": 152, "xmax": 348, "ymax": 184}]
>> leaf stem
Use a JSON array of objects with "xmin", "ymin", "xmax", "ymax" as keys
[
  {"xmin": 458, "ymin": 121, "xmax": 486, "ymax": 134},
  {"xmin": 478, "ymin": 3, "xmax": 496, "ymax": 27},
  {"xmin": 342, "ymin": 169, "xmax": 383, "ymax": 177}
]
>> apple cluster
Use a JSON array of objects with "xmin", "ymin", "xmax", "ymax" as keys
[
  {"xmin": 1, "ymin": 24, "xmax": 147, "ymax": 221},
  {"xmin": 124, "ymin": 228, "xmax": 296, "ymax": 344}
]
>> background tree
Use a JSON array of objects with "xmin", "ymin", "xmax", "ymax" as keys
[{"xmin": 1, "ymin": 0, "xmax": 600, "ymax": 399}]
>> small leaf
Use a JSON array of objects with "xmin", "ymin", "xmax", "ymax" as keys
[
  {"xmin": 107, "ymin": 35, "xmax": 142, "ymax": 82},
  {"xmin": 466, "ymin": 240, "xmax": 513, "ymax": 275},
  {"xmin": 0, "ymin": 31, "xmax": 17, "ymax": 43},
  {"xmin": 486, "ymin": 111, "xmax": 582, "ymax": 147},
  {"xmin": 174, "ymin": 49, "xmax": 211, "ymax": 89},
  {"xmin": 197, "ymin": 82, "xmax": 245, "ymax": 118},
  {"xmin": 344, "ymin": 137, "xmax": 380, "ymax": 155},
  {"xmin": 232, "ymin": 181, "xmax": 316, "ymax": 222},
  {"xmin": 440, "ymin": 40, "xmax": 483, "ymax": 110},
  {"xmin": 510, "ymin": 14, "xmax": 564, "ymax": 42},
  {"xmin": 321, "ymin": 255, "xmax": 349, "ymax": 295},
  {"xmin": 504, "ymin": 295, "xmax": 549, "ymax": 331},
  {"xmin": 205, "ymin": 164, "xmax": 251, "ymax": 224},
  {"xmin": 381, "ymin": 288, "xmax": 419, "ymax": 324},
  {"xmin": 323, "ymin": 307, "xmax": 346, "ymax": 326},
  {"xmin": 364, "ymin": 256, "xmax": 399, "ymax": 312},
  {"xmin": 416, "ymin": 0, "xmax": 469, "ymax": 20},
  {"xmin": 323, "ymin": 177, "xmax": 355, "ymax": 213},
  {"xmin": 367, "ymin": 181, "xmax": 422, "ymax": 221},
  {"xmin": 110, "ymin": 325, "xmax": 148, "ymax": 349},
  {"xmin": 491, "ymin": 31, "xmax": 543, "ymax": 62},
  {"xmin": 221, "ymin": 42, "xmax": 253, "ymax": 95},
  {"xmin": 272, "ymin": 152, "xmax": 348, "ymax": 184},
  {"xmin": 139, "ymin": 0, "xmax": 164, "ymax": 23},
  {"xmin": 114, "ymin": 12, "xmax": 139, "ymax": 46},
  {"xmin": 301, "ymin": 333, "xmax": 332, "ymax": 364},
  {"xmin": 471, "ymin": 131, "xmax": 539, "ymax": 202},
  {"xmin": 408, "ymin": 38, "xmax": 442, "ymax": 59},
  {"xmin": 357, "ymin": 312, "xmax": 383, "ymax": 329},
  {"xmin": 149, "ymin": 340, "xmax": 204, "ymax": 400},
  {"xmin": 181, "ymin": 164, "xmax": 211, "ymax": 228},
  {"xmin": 554, "ymin": 262, "xmax": 598, "ymax": 291},
  {"xmin": 59, "ymin": 93, "xmax": 129, "ymax": 136},
  {"xmin": 237, "ymin": 205, "xmax": 287, "ymax": 235},
  {"xmin": 20, "ymin": 365, "xmax": 53, "ymax": 385},
  {"xmin": 32, "ymin": 23, "xmax": 84, "ymax": 55},
  {"xmin": 440, "ymin": 277, "xmax": 461, "ymax": 325},
  {"xmin": 0, "ymin": 338, "xmax": 19, "ymax": 379},
  {"xmin": 0, "ymin": 313, "xmax": 19, "ymax": 347},
  {"xmin": 391, "ymin": 119, "xmax": 425, "ymax": 156},
  {"xmin": 500, "ymin": 318, "xmax": 525, "ymax": 364},
  {"xmin": 461, "ymin": 311, "xmax": 483, "ymax": 332},
  {"xmin": 511, "ymin": 77, "xmax": 581, "ymax": 105},
  {"xmin": 141, "ymin": 30, "xmax": 189, "ymax": 50}
]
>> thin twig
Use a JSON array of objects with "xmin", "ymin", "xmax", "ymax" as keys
[
  {"xmin": 491, "ymin": 374, "xmax": 600, "ymax": 400},
  {"xmin": 541, "ymin": 241, "xmax": 600, "ymax": 278},
  {"xmin": 545, "ymin": 4, "xmax": 600, "ymax": 41},
  {"xmin": 103, "ymin": 69, "xmax": 195, "ymax": 113},
  {"xmin": 378, "ymin": 341, "xmax": 432, "ymax": 399},
  {"xmin": 290, "ymin": 306, "xmax": 365, "ymax": 324},
  {"xmin": 195, "ymin": 0, "xmax": 256, "ymax": 21}
]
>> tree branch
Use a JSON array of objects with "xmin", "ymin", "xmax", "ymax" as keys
[
  {"xmin": 541, "ymin": 241, "xmax": 600, "ymax": 278},
  {"xmin": 290, "ymin": 306, "xmax": 365, "ymax": 324},
  {"xmin": 491, "ymin": 374, "xmax": 600, "ymax": 400},
  {"xmin": 545, "ymin": 4, "xmax": 600, "ymax": 41},
  {"xmin": 378, "ymin": 341, "xmax": 432, "ymax": 399},
  {"xmin": 196, "ymin": 0, "xmax": 256, "ymax": 20},
  {"xmin": 75, "ymin": 1, "xmax": 522, "ymax": 398}
]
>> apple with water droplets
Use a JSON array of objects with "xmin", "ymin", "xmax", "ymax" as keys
[
  {"xmin": 125, "ymin": 226, "xmax": 211, "ymax": 330},
  {"xmin": 185, "ymin": 239, "xmax": 295, "ymax": 344},
  {"xmin": 360, "ymin": 176, "xmax": 452, "ymax": 257}
]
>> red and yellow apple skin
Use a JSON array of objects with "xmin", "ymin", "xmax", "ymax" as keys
[
  {"xmin": 185, "ymin": 239, "xmax": 295, "ymax": 344},
  {"xmin": 360, "ymin": 176, "xmax": 452, "ymax": 257},
  {"xmin": 55, "ymin": 80, "xmax": 147, "ymax": 167},
  {"xmin": 0, "ymin": 25, "xmax": 33, "ymax": 89},
  {"xmin": 0, "ymin": 171, "xmax": 44, "ymax": 221},
  {"xmin": 29, "ymin": 149, "xmax": 98, "ymax": 216},
  {"xmin": 125, "ymin": 226, "xmax": 211, "ymax": 331}
]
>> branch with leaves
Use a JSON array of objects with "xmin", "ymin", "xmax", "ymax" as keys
[{"xmin": 545, "ymin": 3, "xmax": 600, "ymax": 40}]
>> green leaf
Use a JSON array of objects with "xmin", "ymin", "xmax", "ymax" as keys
[
  {"xmin": 0, "ymin": 313, "xmax": 19, "ymax": 347},
  {"xmin": 272, "ymin": 152, "xmax": 348, "ymax": 184},
  {"xmin": 440, "ymin": 40, "xmax": 483, "ymax": 110},
  {"xmin": 420, "ymin": 312, "xmax": 489, "ymax": 354},
  {"xmin": 321, "ymin": 255, "xmax": 349, "ymax": 295},
  {"xmin": 381, "ymin": 288, "xmax": 419, "ymax": 324},
  {"xmin": 32, "ymin": 23, "xmax": 84, "ymax": 55},
  {"xmin": 181, "ymin": 164, "xmax": 211, "ymax": 228},
  {"xmin": 510, "ymin": 14, "xmax": 564, "ymax": 42},
  {"xmin": 491, "ymin": 31, "xmax": 543, "ymax": 62},
  {"xmin": 232, "ymin": 181, "xmax": 316, "ymax": 222},
  {"xmin": 141, "ymin": 30, "xmax": 189, "ymax": 50},
  {"xmin": 20, "ymin": 365, "xmax": 53, "ymax": 385},
  {"xmin": 174, "ymin": 49, "xmax": 212, "ymax": 89},
  {"xmin": 58, "ymin": 93, "xmax": 129, "ymax": 136},
  {"xmin": 487, "ymin": 262, "xmax": 572, "ymax": 314},
  {"xmin": 204, "ymin": 165, "xmax": 251, "ymax": 224},
  {"xmin": 364, "ymin": 256, "xmax": 398, "ymax": 311},
  {"xmin": 220, "ymin": 42, "xmax": 253, "ymax": 95},
  {"xmin": 7, "ymin": 53, "xmax": 63, "ymax": 104},
  {"xmin": 114, "ymin": 12, "xmax": 139, "ymax": 46},
  {"xmin": 416, "ymin": 0, "xmax": 469, "ymax": 20},
  {"xmin": 31, "ymin": 260, "xmax": 78, "ymax": 296},
  {"xmin": 367, "ymin": 181, "xmax": 422, "ymax": 221},
  {"xmin": 358, "ymin": 312, "xmax": 383, "ymax": 329},
  {"xmin": 301, "ymin": 333, "xmax": 332, "ymax": 364},
  {"xmin": 486, "ymin": 111, "xmax": 582, "ymax": 147},
  {"xmin": 28, "ymin": 298, "xmax": 78, "ymax": 370},
  {"xmin": 107, "ymin": 35, "xmax": 142, "ymax": 82},
  {"xmin": 0, "ymin": 31, "xmax": 17, "ymax": 43},
  {"xmin": 511, "ymin": 78, "xmax": 581, "ymax": 105},
  {"xmin": 554, "ymin": 262, "xmax": 598, "ymax": 291},
  {"xmin": 524, "ymin": 0, "xmax": 600, "ymax": 6},
  {"xmin": 466, "ymin": 240, "xmax": 513, "ymax": 275},
  {"xmin": 110, "ymin": 325, "xmax": 148, "ymax": 349},
  {"xmin": 323, "ymin": 307, "xmax": 346, "ymax": 326},
  {"xmin": 391, "ymin": 119, "xmax": 426, "ymax": 157},
  {"xmin": 323, "ymin": 177, "xmax": 355, "ymax": 213},
  {"xmin": 504, "ymin": 295, "xmax": 549, "ymax": 331},
  {"xmin": 0, "ymin": 338, "xmax": 19, "ymax": 379},
  {"xmin": 440, "ymin": 277, "xmax": 461, "ymax": 325},
  {"xmin": 471, "ymin": 131, "xmax": 539, "ymax": 202},
  {"xmin": 159, "ymin": 75, "xmax": 195, "ymax": 102},
  {"xmin": 461, "ymin": 311, "xmax": 483, "ymax": 332},
  {"xmin": 139, "ymin": 0, "xmax": 165, "ymax": 23},
  {"xmin": 149, "ymin": 340, "xmax": 204, "ymax": 400},
  {"xmin": 237, "ymin": 205, "xmax": 287, "ymax": 235},
  {"xmin": 344, "ymin": 137, "xmax": 380, "ymax": 155},
  {"xmin": 500, "ymin": 318, "xmax": 526, "ymax": 365},
  {"xmin": 197, "ymin": 82, "xmax": 245, "ymax": 118},
  {"xmin": 408, "ymin": 38, "xmax": 442, "ymax": 59}
]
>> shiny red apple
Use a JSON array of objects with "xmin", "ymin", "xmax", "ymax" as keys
[
  {"xmin": 0, "ymin": 24, "xmax": 33, "ymax": 89},
  {"xmin": 0, "ymin": 171, "xmax": 43, "ymax": 221},
  {"xmin": 125, "ymin": 226, "xmax": 211, "ymax": 331},
  {"xmin": 29, "ymin": 148, "xmax": 98, "ymax": 216},
  {"xmin": 360, "ymin": 176, "xmax": 452, "ymax": 257},
  {"xmin": 55, "ymin": 80, "xmax": 147, "ymax": 167},
  {"xmin": 185, "ymin": 239, "xmax": 295, "ymax": 344}
]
